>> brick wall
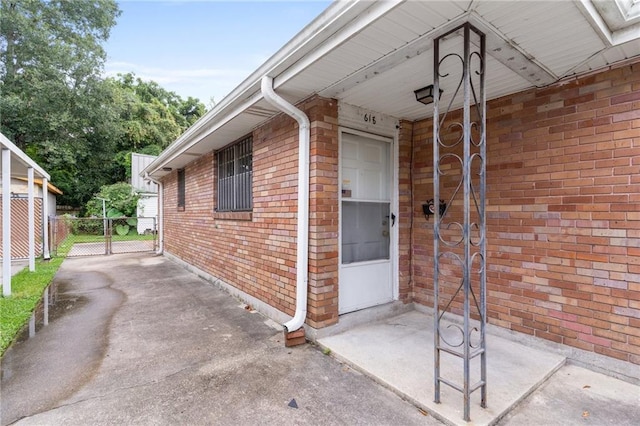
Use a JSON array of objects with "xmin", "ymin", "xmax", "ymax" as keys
[
  {"xmin": 411, "ymin": 62, "xmax": 640, "ymax": 364},
  {"xmin": 306, "ymin": 97, "xmax": 340, "ymax": 328},
  {"xmin": 162, "ymin": 96, "xmax": 339, "ymax": 328},
  {"xmin": 161, "ymin": 62, "xmax": 638, "ymax": 363},
  {"xmin": 398, "ymin": 120, "xmax": 415, "ymax": 303}
]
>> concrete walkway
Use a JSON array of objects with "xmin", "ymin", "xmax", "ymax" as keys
[
  {"xmin": 1, "ymin": 252, "xmax": 638, "ymax": 425},
  {"xmin": 318, "ymin": 311, "xmax": 640, "ymax": 425},
  {"xmin": 1, "ymin": 253, "xmax": 435, "ymax": 426}
]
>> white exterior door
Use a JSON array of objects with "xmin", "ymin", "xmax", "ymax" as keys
[{"xmin": 339, "ymin": 131, "xmax": 394, "ymax": 314}]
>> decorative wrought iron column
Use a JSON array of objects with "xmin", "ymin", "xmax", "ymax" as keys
[{"xmin": 433, "ymin": 23, "xmax": 486, "ymax": 422}]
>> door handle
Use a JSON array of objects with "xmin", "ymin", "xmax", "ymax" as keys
[{"xmin": 386, "ymin": 213, "xmax": 396, "ymax": 227}]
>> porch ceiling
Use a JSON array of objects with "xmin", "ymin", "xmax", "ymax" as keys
[{"xmin": 146, "ymin": 0, "xmax": 640, "ymax": 179}]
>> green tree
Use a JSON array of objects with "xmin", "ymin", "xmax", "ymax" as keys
[
  {"xmin": 112, "ymin": 73, "xmax": 205, "ymax": 150},
  {"xmin": 1, "ymin": 2, "xmax": 205, "ymax": 210},
  {"xmin": 1, "ymin": 0, "xmax": 121, "ymax": 207},
  {"xmin": 107, "ymin": 73, "xmax": 205, "ymax": 182},
  {"xmin": 85, "ymin": 182, "xmax": 139, "ymax": 218},
  {"xmin": 1, "ymin": 0, "xmax": 121, "ymax": 147}
]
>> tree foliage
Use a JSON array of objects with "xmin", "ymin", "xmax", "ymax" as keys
[
  {"xmin": 1, "ymin": 0, "xmax": 121, "ymax": 148},
  {"xmin": 0, "ymin": 1, "xmax": 205, "ymax": 211},
  {"xmin": 107, "ymin": 73, "xmax": 205, "ymax": 183},
  {"xmin": 85, "ymin": 182, "xmax": 139, "ymax": 218}
]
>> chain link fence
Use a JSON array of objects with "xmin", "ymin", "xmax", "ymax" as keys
[{"xmin": 50, "ymin": 216, "xmax": 157, "ymax": 257}]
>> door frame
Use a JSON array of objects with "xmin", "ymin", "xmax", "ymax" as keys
[{"xmin": 338, "ymin": 126, "xmax": 400, "ymax": 313}]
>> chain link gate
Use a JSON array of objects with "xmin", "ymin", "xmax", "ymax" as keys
[{"xmin": 50, "ymin": 216, "xmax": 157, "ymax": 257}]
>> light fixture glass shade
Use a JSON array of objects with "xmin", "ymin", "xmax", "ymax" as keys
[{"xmin": 414, "ymin": 85, "xmax": 443, "ymax": 105}]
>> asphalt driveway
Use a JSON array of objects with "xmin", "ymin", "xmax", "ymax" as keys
[{"xmin": 1, "ymin": 253, "xmax": 436, "ymax": 425}]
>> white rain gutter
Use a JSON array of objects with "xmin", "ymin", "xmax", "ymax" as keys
[{"xmin": 260, "ymin": 76, "xmax": 310, "ymax": 333}]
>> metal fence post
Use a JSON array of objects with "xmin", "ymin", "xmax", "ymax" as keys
[{"xmin": 107, "ymin": 219, "xmax": 112, "ymax": 255}]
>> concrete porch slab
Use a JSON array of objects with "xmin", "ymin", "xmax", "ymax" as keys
[{"xmin": 317, "ymin": 310, "xmax": 566, "ymax": 426}]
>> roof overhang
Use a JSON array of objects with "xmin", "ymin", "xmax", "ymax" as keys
[
  {"xmin": 1, "ymin": 133, "xmax": 50, "ymax": 181},
  {"xmin": 12, "ymin": 177, "xmax": 63, "ymax": 195},
  {"xmin": 578, "ymin": 0, "xmax": 640, "ymax": 45},
  {"xmin": 144, "ymin": 0, "xmax": 640, "ymax": 180}
]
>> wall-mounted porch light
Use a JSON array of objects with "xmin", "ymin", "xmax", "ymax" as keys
[
  {"xmin": 414, "ymin": 85, "xmax": 443, "ymax": 105},
  {"xmin": 422, "ymin": 199, "xmax": 447, "ymax": 220}
]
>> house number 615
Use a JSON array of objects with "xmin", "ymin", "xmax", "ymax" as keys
[{"xmin": 363, "ymin": 114, "xmax": 376, "ymax": 124}]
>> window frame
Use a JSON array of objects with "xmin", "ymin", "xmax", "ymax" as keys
[
  {"xmin": 177, "ymin": 168, "xmax": 185, "ymax": 211},
  {"xmin": 216, "ymin": 135, "xmax": 253, "ymax": 213}
]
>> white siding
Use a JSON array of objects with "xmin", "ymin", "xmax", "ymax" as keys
[
  {"xmin": 137, "ymin": 194, "xmax": 158, "ymax": 234},
  {"xmin": 131, "ymin": 153, "xmax": 159, "ymax": 193}
]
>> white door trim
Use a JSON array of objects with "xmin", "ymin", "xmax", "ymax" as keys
[{"xmin": 338, "ymin": 126, "xmax": 399, "ymax": 313}]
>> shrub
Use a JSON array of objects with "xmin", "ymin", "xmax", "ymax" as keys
[
  {"xmin": 70, "ymin": 218, "xmax": 104, "ymax": 235},
  {"xmin": 84, "ymin": 183, "xmax": 139, "ymax": 218}
]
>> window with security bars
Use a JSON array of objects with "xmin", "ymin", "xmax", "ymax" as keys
[{"xmin": 217, "ymin": 136, "xmax": 253, "ymax": 211}]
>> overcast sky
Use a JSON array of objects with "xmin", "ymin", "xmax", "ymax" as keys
[{"xmin": 104, "ymin": 0, "xmax": 331, "ymax": 105}]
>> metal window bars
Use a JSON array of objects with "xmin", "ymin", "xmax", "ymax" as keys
[{"xmin": 217, "ymin": 136, "xmax": 253, "ymax": 211}]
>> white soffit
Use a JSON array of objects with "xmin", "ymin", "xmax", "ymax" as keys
[
  {"xmin": 147, "ymin": 0, "xmax": 640, "ymax": 179},
  {"xmin": 284, "ymin": 0, "xmax": 474, "ymax": 98},
  {"xmin": 570, "ymin": 37, "xmax": 640, "ymax": 74},
  {"xmin": 328, "ymin": 34, "xmax": 532, "ymax": 122},
  {"xmin": 474, "ymin": 0, "xmax": 606, "ymax": 79}
]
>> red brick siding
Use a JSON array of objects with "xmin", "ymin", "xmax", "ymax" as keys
[
  {"xmin": 162, "ymin": 96, "xmax": 339, "ymax": 328},
  {"xmin": 412, "ymin": 118, "xmax": 436, "ymax": 308},
  {"xmin": 412, "ymin": 62, "xmax": 640, "ymax": 364},
  {"xmin": 306, "ymin": 97, "xmax": 340, "ymax": 328},
  {"xmin": 398, "ymin": 120, "xmax": 414, "ymax": 303}
]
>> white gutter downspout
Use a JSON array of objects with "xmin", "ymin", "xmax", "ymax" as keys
[
  {"xmin": 144, "ymin": 172, "xmax": 164, "ymax": 254},
  {"xmin": 260, "ymin": 76, "xmax": 310, "ymax": 333}
]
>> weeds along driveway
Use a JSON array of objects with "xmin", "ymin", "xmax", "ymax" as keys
[{"xmin": 1, "ymin": 253, "xmax": 437, "ymax": 426}]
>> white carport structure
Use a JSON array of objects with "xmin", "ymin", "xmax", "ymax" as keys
[{"xmin": 1, "ymin": 133, "xmax": 51, "ymax": 297}]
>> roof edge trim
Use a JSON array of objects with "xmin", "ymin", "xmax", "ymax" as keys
[
  {"xmin": 0, "ymin": 133, "xmax": 50, "ymax": 180},
  {"xmin": 577, "ymin": 0, "xmax": 616, "ymax": 45},
  {"xmin": 144, "ymin": 0, "xmax": 378, "ymax": 178}
]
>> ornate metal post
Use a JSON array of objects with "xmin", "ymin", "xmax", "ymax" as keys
[{"xmin": 433, "ymin": 23, "xmax": 486, "ymax": 422}]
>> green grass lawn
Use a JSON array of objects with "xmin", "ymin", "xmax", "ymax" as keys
[{"xmin": 0, "ymin": 256, "xmax": 65, "ymax": 355}]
